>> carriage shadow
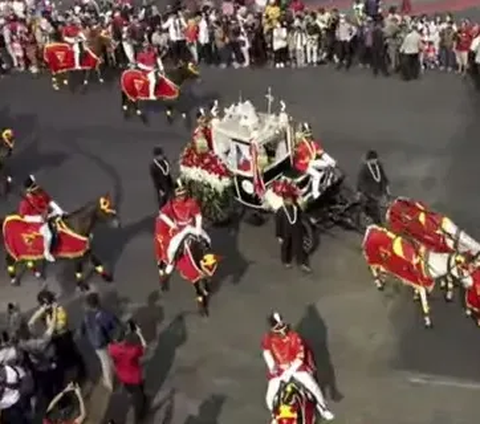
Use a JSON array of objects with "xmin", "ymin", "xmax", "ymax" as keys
[
  {"xmin": 207, "ymin": 212, "xmax": 251, "ymax": 293},
  {"xmin": 296, "ymin": 304, "xmax": 343, "ymax": 402}
]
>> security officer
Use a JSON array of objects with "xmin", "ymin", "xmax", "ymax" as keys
[
  {"xmin": 149, "ymin": 146, "xmax": 174, "ymax": 209},
  {"xmin": 356, "ymin": 150, "xmax": 390, "ymax": 225}
]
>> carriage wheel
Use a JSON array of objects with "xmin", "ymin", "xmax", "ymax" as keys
[{"xmin": 302, "ymin": 219, "xmax": 319, "ymax": 255}]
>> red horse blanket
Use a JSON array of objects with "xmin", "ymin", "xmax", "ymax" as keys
[
  {"xmin": 121, "ymin": 69, "xmax": 179, "ymax": 101},
  {"xmin": 363, "ymin": 225, "xmax": 434, "ymax": 291},
  {"xmin": 154, "ymin": 218, "xmax": 217, "ymax": 283},
  {"xmin": 43, "ymin": 43, "xmax": 100, "ymax": 74},
  {"xmin": 3, "ymin": 215, "xmax": 89, "ymax": 261},
  {"xmin": 386, "ymin": 198, "xmax": 451, "ymax": 253}
]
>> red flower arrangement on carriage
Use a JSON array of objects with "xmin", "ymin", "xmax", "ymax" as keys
[
  {"xmin": 180, "ymin": 144, "xmax": 232, "ymax": 191},
  {"xmin": 264, "ymin": 178, "xmax": 300, "ymax": 210}
]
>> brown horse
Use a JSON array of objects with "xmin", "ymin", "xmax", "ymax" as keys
[{"xmin": 44, "ymin": 27, "xmax": 114, "ymax": 91}]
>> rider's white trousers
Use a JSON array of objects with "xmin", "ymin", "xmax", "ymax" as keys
[
  {"xmin": 72, "ymin": 43, "xmax": 81, "ymax": 68},
  {"xmin": 39, "ymin": 223, "xmax": 53, "ymax": 256},
  {"xmin": 147, "ymin": 71, "xmax": 156, "ymax": 99},
  {"xmin": 266, "ymin": 371, "xmax": 326, "ymax": 411},
  {"xmin": 121, "ymin": 41, "xmax": 135, "ymax": 64}
]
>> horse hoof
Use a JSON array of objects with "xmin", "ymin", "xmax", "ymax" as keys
[
  {"xmin": 445, "ymin": 295, "xmax": 453, "ymax": 303},
  {"xmin": 136, "ymin": 110, "xmax": 142, "ymax": 116},
  {"xmin": 101, "ymin": 272, "xmax": 113, "ymax": 283},
  {"xmin": 181, "ymin": 113, "xmax": 187, "ymax": 119},
  {"xmin": 424, "ymin": 319, "xmax": 433, "ymax": 329},
  {"xmin": 10, "ymin": 279, "xmax": 18, "ymax": 286},
  {"xmin": 466, "ymin": 308, "xmax": 473, "ymax": 317},
  {"xmin": 34, "ymin": 271, "xmax": 44, "ymax": 279},
  {"xmin": 99, "ymin": 78, "xmax": 104, "ymax": 83},
  {"xmin": 122, "ymin": 105, "xmax": 128, "ymax": 111},
  {"xmin": 53, "ymin": 85, "xmax": 59, "ymax": 91}
]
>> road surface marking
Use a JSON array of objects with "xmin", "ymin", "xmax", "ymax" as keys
[{"xmin": 407, "ymin": 373, "xmax": 480, "ymax": 390}]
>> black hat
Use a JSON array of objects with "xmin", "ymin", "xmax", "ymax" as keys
[
  {"xmin": 366, "ymin": 150, "xmax": 378, "ymax": 161},
  {"xmin": 153, "ymin": 146, "xmax": 164, "ymax": 157},
  {"xmin": 23, "ymin": 175, "xmax": 38, "ymax": 191},
  {"xmin": 196, "ymin": 108, "xmax": 206, "ymax": 120},
  {"xmin": 268, "ymin": 311, "xmax": 288, "ymax": 333}
]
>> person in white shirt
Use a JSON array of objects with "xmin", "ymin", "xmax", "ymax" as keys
[
  {"xmin": 162, "ymin": 10, "xmax": 187, "ymax": 62},
  {"xmin": 272, "ymin": 21, "xmax": 287, "ymax": 68},
  {"xmin": 197, "ymin": 13, "xmax": 211, "ymax": 64},
  {"xmin": 0, "ymin": 364, "xmax": 29, "ymax": 424}
]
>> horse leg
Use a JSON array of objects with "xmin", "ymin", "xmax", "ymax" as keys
[
  {"xmin": 52, "ymin": 75, "xmax": 59, "ymax": 91},
  {"xmin": 135, "ymin": 101, "xmax": 143, "ymax": 118},
  {"xmin": 121, "ymin": 92, "xmax": 130, "ymax": 117},
  {"xmin": 370, "ymin": 266, "xmax": 385, "ymax": 290},
  {"xmin": 28, "ymin": 259, "xmax": 45, "ymax": 280},
  {"xmin": 165, "ymin": 102, "xmax": 174, "ymax": 124},
  {"xmin": 89, "ymin": 252, "xmax": 113, "ymax": 282},
  {"xmin": 74, "ymin": 256, "xmax": 90, "ymax": 292},
  {"xmin": 6, "ymin": 254, "xmax": 17, "ymax": 285},
  {"xmin": 444, "ymin": 277, "xmax": 454, "ymax": 302},
  {"xmin": 418, "ymin": 287, "xmax": 432, "ymax": 328},
  {"xmin": 96, "ymin": 66, "xmax": 104, "ymax": 84},
  {"xmin": 193, "ymin": 281, "xmax": 208, "ymax": 317},
  {"xmin": 157, "ymin": 261, "xmax": 170, "ymax": 292},
  {"xmin": 82, "ymin": 69, "xmax": 89, "ymax": 86}
]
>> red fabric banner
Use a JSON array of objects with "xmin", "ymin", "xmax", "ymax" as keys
[
  {"xmin": 43, "ymin": 43, "xmax": 100, "ymax": 74},
  {"xmin": 121, "ymin": 70, "xmax": 179, "ymax": 101}
]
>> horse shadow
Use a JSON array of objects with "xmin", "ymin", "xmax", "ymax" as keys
[
  {"xmin": 145, "ymin": 89, "xmax": 221, "ymax": 129},
  {"xmin": 296, "ymin": 304, "xmax": 343, "ymax": 403},
  {"xmin": 89, "ymin": 214, "xmax": 155, "ymax": 277},
  {"xmin": 183, "ymin": 394, "xmax": 227, "ymax": 424},
  {"xmin": 8, "ymin": 135, "xmax": 69, "ymax": 182},
  {"xmin": 207, "ymin": 213, "xmax": 251, "ymax": 293}
]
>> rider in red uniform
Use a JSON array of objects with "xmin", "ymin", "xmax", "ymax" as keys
[
  {"xmin": 136, "ymin": 42, "xmax": 164, "ymax": 100},
  {"xmin": 18, "ymin": 175, "xmax": 65, "ymax": 262},
  {"xmin": 261, "ymin": 312, "xmax": 334, "ymax": 421},
  {"xmin": 157, "ymin": 183, "xmax": 208, "ymax": 275},
  {"xmin": 62, "ymin": 17, "xmax": 87, "ymax": 69},
  {"xmin": 293, "ymin": 123, "xmax": 336, "ymax": 199}
]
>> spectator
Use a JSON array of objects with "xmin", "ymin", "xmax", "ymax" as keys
[
  {"xmin": 80, "ymin": 292, "xmax": 118, "ymax": 391},
  {"xmin": 108, "ymin": 320, "xmax": 147, "ymax": 424},
  {"xmin": 0, "ymin": 363, "xmax": 31, "ymax": 424},
  {"xmin": 400, "ymin": 24, "xmax": 422, "ymax": 80}
]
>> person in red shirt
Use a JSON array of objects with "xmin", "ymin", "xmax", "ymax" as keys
[
  {"xmin": 136, "ymin": 42, "xmax": 164, "ymax": 100},
  {"xmin": 262, "ymin": 312, "xmax": 334, "ymax": 421},
  {"xmin": 455, "ymin": 21, "xmax": 473, "ymax": 74},
  {"xmin": 108, "ymin": 321, "xmax": 147, "ymax": 423},
  {"xmin": 62, "ymin": 17, "xmax": 86, "ymax": 69},
  {"xmin": 18, "ymin": 175, "xmax": 65, "ymax": 262},
  {"xmin": 289, "ymin": 0, "xmax": 305, "ymax": 14}
]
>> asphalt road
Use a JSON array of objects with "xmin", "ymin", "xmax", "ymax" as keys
[{"xmin": 1, "ymin": 64, "xmax": 480, "ymax": 424}]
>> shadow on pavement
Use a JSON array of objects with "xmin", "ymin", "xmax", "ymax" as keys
[
  {"xmin": 183, "ymin": 394, "xmax": 227, "ymax": 424},
  {"xmin": 296, "ymin": 304, "xmax": 343, "ymax": 402}
]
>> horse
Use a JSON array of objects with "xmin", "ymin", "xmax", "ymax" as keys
[
  {"xmin": 120, "ymin": 61, "xmax": 200, "ymax": 121},
  {"xmin": 155, "ymin": 231, "xmax": 218, "ymax": 317},
  {"xmin": 2, "ymin": 194, "xmax": 120, "ymax": 291},
  {"xmin": 362, "ymin": 224, "xmax": 475, "ymax": 328},
  {"xmin": 385, "ymin": 197, "xmax": 480, "ymax": 300},
  {"xmin": 0, "ymin": 128, "xmax": 15, "ymax": 197},
  {"xmin": 271, "ymin": 381, "xmax": 316, "ymax": 424},
  {"xmin": 43, "ymin": 29, "xmax": 111, "ymax": 91}
]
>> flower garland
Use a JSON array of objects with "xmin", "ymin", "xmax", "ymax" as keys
[
  {"xmin": 264, "ymin": 179, "xmax": 299, "ymax": 211},
  {"xmin": 179, "ymin": 144, "xmax": 232, "ymax": 192}
]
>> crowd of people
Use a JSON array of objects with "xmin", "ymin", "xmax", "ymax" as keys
[
  {"xmin": 0, "ymin": 0, "xmax": 478, "ymax": 83},
  {"xmin": 0, "ymin": 289, "xmax": 147, "ymax": 424}
]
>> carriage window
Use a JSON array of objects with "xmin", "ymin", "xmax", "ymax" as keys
[
  {"xmin": 229, "ymin": 140, "xmax": 253, "ymax": 174},
  {"xmin": 264, "ymin": 132, "xmax": 288, "ymax": 168}
]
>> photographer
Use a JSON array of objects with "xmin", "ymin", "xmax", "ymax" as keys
[
  {"xmin": 108, "ymin": 320, "xmax": 147, "ymax": 424},
  {"xmin": 29, "ymin": 290, "xmax": 85, "ymax": 384}
]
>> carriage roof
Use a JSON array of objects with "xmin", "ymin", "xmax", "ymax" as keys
[{"xmin": 211, "ymin": 100, "xmax": 290, "ymax": 144}]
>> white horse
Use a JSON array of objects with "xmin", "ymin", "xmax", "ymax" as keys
[{"xmin": 363, "ymin": 225, "xmax": 475, "ymax": 328}]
